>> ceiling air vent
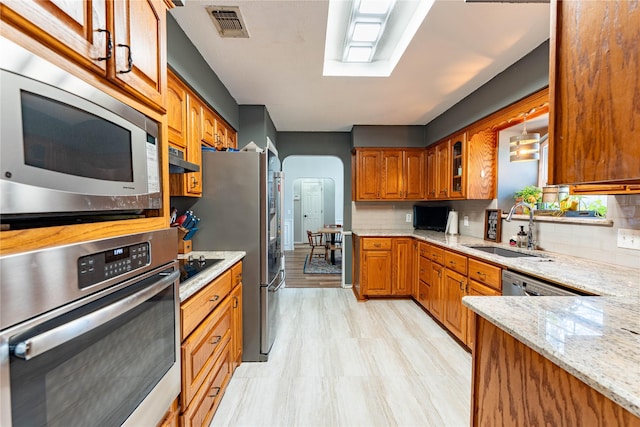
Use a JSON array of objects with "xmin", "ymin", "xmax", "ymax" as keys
[{"xmin": 206, "ymin": 6, "xmax": 249, "ymax": 38}]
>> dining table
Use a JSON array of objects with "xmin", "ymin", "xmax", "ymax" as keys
[{"xmin": 317, "ymin": 227, "xmax": 342, "ymax": 265}]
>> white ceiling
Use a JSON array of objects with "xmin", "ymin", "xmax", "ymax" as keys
[{"xmin": 170, "ymin": 0, "xmax": 550, "ymax": 132}]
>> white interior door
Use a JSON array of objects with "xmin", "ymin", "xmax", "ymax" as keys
[{"xmin": 301, "ymin": 179, "xmax": 324, "ymax": 234}]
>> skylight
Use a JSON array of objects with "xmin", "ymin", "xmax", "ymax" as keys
[{"xmin": 323, "ymin": 0, "xmax": 435, "ymax": 77}]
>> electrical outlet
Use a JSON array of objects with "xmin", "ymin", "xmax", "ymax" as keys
[
  {"xmin": 617, "ymin": 228, "xmax": 640, "ymax": 250},
  {"xmin": 463, "ymin": 216, "xmax": 469, "ymax": 227},
  {"xmin": 406, "ymin": 213, "xmax": 412, "ymax": 223}
]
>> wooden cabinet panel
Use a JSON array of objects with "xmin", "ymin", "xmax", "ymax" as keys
[
  {"xmin": 404, "ymin": 149, "xmax": 426, "ymax": 199},
  {"xmin": 550, "ymin": 0, "xmax": 640, "ymax": 185},
  {"xmin": 181, "ymin": 270, "xmax": 232, "ymax": 339},
  {"xmin": 466, "ymin": 130, "xmax": 497, "ymax": 199},
  {"xmin": 185, "ymin": 95, "xmax": 202, "ymax": 195},
  {"xmin": 436, "ymin": 142, "xmax": 450, "ymax": 199},
  {"xmin": 362, "ymin": 249, "xmax": 392, "ymax": 295},
  {"xmin": 157, "ymin": 398, "xmax": 179, "ymax": 427},
  {"xmin": 468, "ymin": 258, "xmax": 501, "ymax": 292},
  {"xmin": 417, "ymin": 280, "xmax": 430, "ymax": 310},
  {"xmin": 1, "ymin": 1, "xmax": 108, "ymax": 74},
  {"xmin": 472, "ymin": 318, "xmax": 640, "ymax": 427},
  {"xmin": 392, "ymin": 238, "xmax": 413, "ymax": 296},
  {"xmin": 381, "ymin": 150, "xmax": 403, "ymax": 199},
  {"xmin": 362, "ymin": 238, "xmax": 392, "ymax": 251},
  {"xmin": 444, "ymin": 250, "xmax": 467, "ymax": 276},
  {"xmin": 426, "ymin": 244, "xmax": 445, "ymax": 265},
  {"xmin": 180, "ymin": 298, "xmax": 231, "ymax": 409},
  {"xmin": 426, "ymin": 146, "xmax": 437, "ymax": 199},
  {"xmin": 201, "ymin": 107, "xmax": 217, "ymax": 147},
  {"xmin": 419, "ymin": 256, "xmax": 431, "ymax": 284},
  {"xmin": 167, "ymin": 71, "xmax": 187, "ymax": 149},
  {"xmin": 356, "ymin": 150, "xmax": 382, "ymax": 199},
  {"xmin": 449, "ymin": 134, "xmax": 466, "ymax": 199},
  {"xmin": 429, "ymin": 261, "xmax": 444, "ymax": 322},
  {"xmin": 112, "ymin": 0, "xmax": 164, "ymax": 107},
  {"xmin": 181, "ymin": 342, "xmax": 232, "ymax": 427},
  {"xmin": 418, "ymin": 241, "xmax": 430, "ymax": 259},
  {"xmin": 444, "ymin": 268, "xmax": 467, "ymax": 342},
  {"xmin": 230, "ymin": 282, "xmax": 243, "ymax": 371}
]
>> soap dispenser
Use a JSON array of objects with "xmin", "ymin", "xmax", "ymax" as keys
[{"xmin": 517, "ymin": 226, "xmax": 527, "ymax": 248}]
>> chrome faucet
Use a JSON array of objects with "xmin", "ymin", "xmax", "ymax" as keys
[{"xmin": 506, "ymin": 201, "xmax": 536, "ymax": 250}]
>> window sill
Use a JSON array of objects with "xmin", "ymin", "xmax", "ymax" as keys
[{"xmin": 500, "ymin": 213, "xmax": 613, "ymax": 227}]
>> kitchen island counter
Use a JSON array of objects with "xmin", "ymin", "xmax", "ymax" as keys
[
  {"xmin": 178, "ymin": 251, "xmax": 245, "ymax": 302},
  {"xmin": 464, "ymin": 295, "xmax": 640, "ymax": 421}
]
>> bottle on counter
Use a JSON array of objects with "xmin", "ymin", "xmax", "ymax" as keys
[{"xmin": 517, "ymin": 226, "xmax": 527, "ymax": 248}]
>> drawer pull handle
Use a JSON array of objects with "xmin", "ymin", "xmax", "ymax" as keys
[
  {"xmin": 210, "ymin": 295, "xmax": 220, "ymax": 302},
  {"xmin": 374, "ymin": 243, "xmax": 381, "ymax": 247},
  {"xmin": 476, "ymin": 271, "xmax": 486, "ymax": 278},
  {"xmin": 211, "ymin": 336, "xmax": 222, "ymax": 345},
  {"xmin": 209, "ymin": 386, "xmax": 221, "ymax": 398},
  {"xmin": 420, "ymin": 269, "xmax": 425, "ymax": 273},
  {"xmin": 449, "ymin": 261, "xmax": 456, "ymax": 266},
  {"xmin": 233, "ymin": 297, "xmax": 238, "ymax": 308}
]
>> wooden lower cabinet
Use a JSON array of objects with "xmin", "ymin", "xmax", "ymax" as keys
[
  {"xmin": 428, "ymin": 260, "xmax": 445, "ymax": 322},
  {"xmin": 466, "ymin": 280, "xmax": 500, "ymax": 351},
  {"xmin": 443, "ymin": 267, "xmax": 467, "ymax": 343},
  {"xmin": 179, "ymin": 261, "xmax": 243, "ymax": 425},
  {"xmin": 392, "ymin": 238, "xmax": 413, "ymax": 296},
  {"xmin": 472, "ymin": 317, "xmax": 640, "ymax": 426},
  {"xmin": 157, "ymin": 398, "xmax": 179, "ymax": 427},
  {"xmin": 357, "ymin": 237, "xmax": 414, "ymax": 297}
]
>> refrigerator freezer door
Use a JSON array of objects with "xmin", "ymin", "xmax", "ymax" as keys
[{"xmin": 261, "ymin": 270, "xmax": 285, "ymax": 356}]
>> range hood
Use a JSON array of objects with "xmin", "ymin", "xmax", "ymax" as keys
[{"xmin": 168, "ymin": 147, "xmax": 200, "ymax": 174}]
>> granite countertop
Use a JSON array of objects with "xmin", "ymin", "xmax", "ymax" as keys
[
  {"xmin": 177, "ymin": 251, "xmax": 245, "ymax": 302},
  {"xmin": 352, "ymin": 229, "xmax": 640, "ymax": 297},
  {"xmin": 462, "ymin": 296, "xmax": 640, "ymax": 418}
]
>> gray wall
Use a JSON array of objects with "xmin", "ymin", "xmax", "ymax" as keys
[
  {"xmin": 425, "ymin": 40, "xmax": 550, "ymax": 145},
  {"xmin": 352, "ymin": 125, "xmax": 425, "ymax": 148},
  {"xmin": 239, "ymin": 105, "xmax": 278, "ymax": 150},
  {"xmin": 166, "ymin": 13, "xmax": 239, "ymax": 130},
  {"xmin": 277, "ymin": 132, "xmax": 353, "ymax": 283}
]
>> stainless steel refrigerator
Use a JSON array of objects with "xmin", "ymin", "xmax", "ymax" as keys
[{"xmin": 190, "ymin": 142, "xmax": 284, "ymax": 362}]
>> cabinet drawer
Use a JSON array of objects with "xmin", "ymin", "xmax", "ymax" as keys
[
  {"xmin": 468, "ymin": 258, "xmax": 501, "ymax": 291},
  {"xmin": 445, "ymin": 251, "xmax": 467, "ymax": 275},
  {"xmin": 181, "ymin": 270, "xmax": 232, "ymax": 339},
  {"xmin": 181, "ymin": 342, "xmax": 232, "ymax": 427},
  {"xmin": 419, "ymin": 256, "xmax": 431, "ymax": 283},
  {"xmin": 469, "ymin": 279, "xmax": 501, "ymax": 297},
  {"xmin": 231, "ymin": 261, "xmax": 243, "ymax": 287},
  {"xmin": 417, "ymin": 280, "xmax": 430, "ymax": 309},
  {"xmin": 418, "ymin": 242, "xmax": 430, "ymax": 258},
  {"xmin": 181, "ymin": 297, "xmax": 231, "ymax": 409},
  {"xmin": 362, "ymin": 238, "xmax": 392, "ymax": 250},
  {"xmin": 427, "ymin": 245, "xmax": 445, "ymax": 265}
]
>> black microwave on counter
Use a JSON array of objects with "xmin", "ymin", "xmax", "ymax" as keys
[
  {"xmin": 0, "ymin": 37, "xmax": 161, "ymax": 222},
  {"xmin": 413, "ymin": 205, "xmax": 450, "ymax": 231}
]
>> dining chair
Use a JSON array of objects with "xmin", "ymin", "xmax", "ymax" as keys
[
  {"xmin": 324, "ymin": 226, "xmax": 343, "ymax": 262},
  {"xmin": 307, "ymin": 230, "xmax": 324, "ymax": 259}
]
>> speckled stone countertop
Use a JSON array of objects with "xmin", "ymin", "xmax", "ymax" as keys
[
  {"xmin": 177, "ymin": 251, "xmax": 245, "ymax": 302},
  {"xmin": 462, "ymin": 296, "xmax": 640, "ymax": 418},
  {"xmin": 352, "ymin": 229, "xmax": 639, "ymax": 297}
]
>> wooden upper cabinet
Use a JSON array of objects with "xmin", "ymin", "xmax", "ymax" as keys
[
  {"xmin": 167, "ymin": 71, "xmax": 188, "ymax": 149},
  {"xmin": 404, "ymin": 150, "xmax": 426, "ymax": 199},
  {"xmin": 549, "ymin": 0, "xmax": 640, "ymax": 185},
  {"xmin": 427, "ymin": 141, "xmax": 450, "ymax": 200},
  {"xmin": 112, "ymin": 0, "xmax": 165, "ymax": 108},
  {"xmin": 184, "ymin": 95, "xmax": 203, "ymax": 195},
  {"xmin": 426, "ymin": 146, "xmax": 437, "ymax": 199},
  {"xmin": 1, "ymin": 0, "xmax": 108, "ymax": 74},
  {"xmin": 1, "ymin": 0, "xmax": 167, "ymax": 111},
  {"xmin": 465, "ymin": 129, "xmax": 496, "ymax": 200},
  {"xmin": 449, "ymin": 134, "xmax": 466, "ymax": 199},
  {"xmin": 354, "ymin": 148, "xmax": 426, "ymax": 201},
  {"xmin": 201, "ymin": 108, "xmax": 217, "ymax": 147},
  {"xmin": 356, "ymin": 150, "xmax": 382, "ymax": 200},
  {"xmin": 381, "ymin": 150, "xmax": 403, "ymax": 199}
]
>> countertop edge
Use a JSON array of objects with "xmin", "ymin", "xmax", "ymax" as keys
[{"xmin": 178, "ymin": 251, "xmax": 246, "ymax": 302}]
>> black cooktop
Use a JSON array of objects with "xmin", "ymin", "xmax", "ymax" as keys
[{"xmin": 178, "ymin": 256, "xmax": 224, "ymax": 283}]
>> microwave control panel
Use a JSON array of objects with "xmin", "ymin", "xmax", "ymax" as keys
[{"xmin": 77, "ymin": 242, "xmax": 150, "ymax": 289}]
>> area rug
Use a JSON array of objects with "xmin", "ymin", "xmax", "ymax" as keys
[{"xmin": 303, "ymin": 255, "xmax": 341, "ymax": 274}]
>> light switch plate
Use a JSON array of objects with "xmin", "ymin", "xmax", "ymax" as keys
[{"xmin": 617, "ymin": 228, "xmax": 640, "ymax": 250}]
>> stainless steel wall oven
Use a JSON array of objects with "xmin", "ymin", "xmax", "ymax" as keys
[{"xmin": 0, "ymin": 229, "xmax": 180, "ymax": 426}]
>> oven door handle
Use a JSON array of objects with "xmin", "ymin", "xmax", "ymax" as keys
[{"xmin": 12, "ymin": 270, "xmax": 179, "ymax": 361}]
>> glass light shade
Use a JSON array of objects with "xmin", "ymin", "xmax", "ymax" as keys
[{"xmin": 510, "ymin": 133, "xmax": 540, "ymax": 162}]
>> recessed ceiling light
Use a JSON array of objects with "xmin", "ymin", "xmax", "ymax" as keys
[{"xmin": 358, "ymin": 0, "xmax": 394, "ymax": 15}]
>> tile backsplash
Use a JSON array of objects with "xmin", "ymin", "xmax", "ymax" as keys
[{"xmin": 352, "ymin": 195, "xmax": 640, "ymax": 269}]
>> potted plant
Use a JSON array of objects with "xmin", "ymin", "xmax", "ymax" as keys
[{"xmin": 514, "ymin": 185, "xmax": 542, "ymax": 213}]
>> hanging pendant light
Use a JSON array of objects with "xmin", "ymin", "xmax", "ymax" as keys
[{"xmin": 510, "ymin": 114, "xmax": 540, "ymax": 162}]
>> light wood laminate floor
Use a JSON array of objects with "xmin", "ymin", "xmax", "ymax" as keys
[{"xmin": 210, "ymin": 288, "xmax": 471, "ymax": 426}]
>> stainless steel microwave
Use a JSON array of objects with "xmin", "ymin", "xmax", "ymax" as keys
[{"xmin": 0, "ymin": 37, "xmax": 161, "ymax": 220}]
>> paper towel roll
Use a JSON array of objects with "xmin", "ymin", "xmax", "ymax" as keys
[{"xmin": 445, "ymin": 210, "xmax": 459, "ymax": 235}]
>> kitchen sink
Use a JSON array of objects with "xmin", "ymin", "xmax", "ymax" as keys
[{"xmin": 464, "ymin": 245, "xmax": 550, "ymax": 259}]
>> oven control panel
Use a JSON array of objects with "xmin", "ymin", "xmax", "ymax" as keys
[{"xmin": 77, "ymin": 242, "xmax": 150, "ymax": 289}]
